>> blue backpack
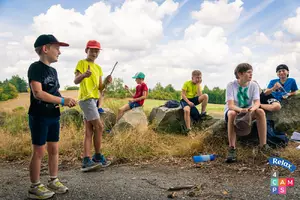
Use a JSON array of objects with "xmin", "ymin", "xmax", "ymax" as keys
[{"xmin": 164, "ymin": 100, "xmax": 181, "ymax": 108}]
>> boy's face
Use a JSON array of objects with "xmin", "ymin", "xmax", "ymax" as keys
[
  {"xmin": 239, "ymin": 69, "xmax": 252, "ymax": 81},
  {"xmin": 86, "ymin": 48, "xmax": 100, "ymax": 61},
  {"xmin": 277, "ymin": 69, "xmax": 288, "ymax": 79},
  {"xmin": 135, "ymin": 78, "xmax": 142, "ymax": 84},
  {"xmin": 192, "ymin": 75, "xmax": 202, "ymax": 84},
  {"xmin": 44, "ymin": 44, "xmax": 61, "ymax": 63}
]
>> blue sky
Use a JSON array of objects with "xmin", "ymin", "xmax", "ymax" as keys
[{"xmin": 0, "ymin": 0, "xmax": 299, "ymax": 90}]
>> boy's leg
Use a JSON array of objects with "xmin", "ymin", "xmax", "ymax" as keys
[
  {"xmin": 227, "ymin": 110, "xmax": 237, "ymax": 148},
  {"xmin": 47, "ymin": 142, "xmax": 58, "ymax": 179},
  {"xmin": 260, "ymin": 102, "xmax": 281, "ymax": 112},
  {"xmin": 183, "ymin": 105, "xmax": 191, "ymax": 130},
  {"xmin": 90, "ymin": 118, "xmax": 104, "ymax": 154},
  {"xmin": 29, "ymin": 145, "xmax": 46, "ymax": 183},
  {"xmin": 117, "ymin": 104, "xmax": 131, "ymax": 121},
  {"xmin": 197, "ymin": 94, "xmax": 208, "ymax": 113},
  {"xmin": 251, "ymin": 108, "xmax": 267, "ymax": 147},
  {"xmin": 226, "ymin": 110, "xmax": 238, "ymax": 163},
  {"xmin": 83, "ymin": 120, "xmax": 94, "ymax": 158}
]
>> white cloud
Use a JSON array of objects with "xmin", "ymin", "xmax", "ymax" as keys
[
  {"xmin": 191, "ymin": 0, "xmax": 243, "ymax": 26},
  {"xmin": 283, "ymin": 7, "xmax": 300, "ymax": 37},
  {"xmin": 241, "ymin": 31, "xmax": 271, "ymax": 46},
  {"xmin": 242, "ymin": 46, "xmax": 252, "ymax": 57}
]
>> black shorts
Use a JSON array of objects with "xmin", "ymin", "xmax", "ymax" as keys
[
  {"xmin": 260, "ymin": 92, "xmax": 279, "ymax": 105},
  {"xmin": 29, "ymin": 115, "xmax": 60, "ymax": 146},
  {"xmin": 180, "ymin": 96, "xmax": 200, "ymax": 108}
]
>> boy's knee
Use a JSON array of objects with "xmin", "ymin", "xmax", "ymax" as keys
[
  {"xmin": 273, "ymin": 103, "xmax": 281, "ymax": 111},
  {"xmin": 255, "ymin": 108, "xmax": 265, "ymax": 116},
  {"xmin": 227, "ymin": 110, "xmax": 237, "ymax": 119},
  {"xmin": 183, "ymin": 107, "xmax": 190, "ymax": 114},
  {"xmin": 202, "ymin": 94, "xmax": 208, "ymax": 100},
  {"xmin": 33, "ymin": 146, "xmax": 45, "ymax": 159}
]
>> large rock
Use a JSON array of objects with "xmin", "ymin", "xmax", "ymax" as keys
[
  {"xmin": 60, "ymin": 108, "xmax": 116, "ymax": 130},
  {"xmin": 112, "ymin": 107, "xmax": 148, "ymax": 133},
  {"xmin": 266, "ymin": 95, "xmax": 300, "ymax": 133},
  {"xmin": 149, "ymin": 106, "xmax": 218, "ymax": 134}
]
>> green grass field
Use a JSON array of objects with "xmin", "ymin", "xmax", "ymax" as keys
[{"xmin": 103, "ymin": 98, "xmax": 224, "ymax": 118}]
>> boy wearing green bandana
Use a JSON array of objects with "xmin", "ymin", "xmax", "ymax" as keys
[{"xmin": 224, "ymin": 63, "xmax": 275, "ymax": 163}]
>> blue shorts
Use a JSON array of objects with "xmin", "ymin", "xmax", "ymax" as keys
[
  {"xmin": 180, "ymin": 96, "xmax": 200, "ymax": 108},
  {"xmin": 128, "ymin": 102, "xmax": 141, "ymax": 109},
  {"xmin": 29, "ymin": 115, "xmax": 60, "ymax": 146}
]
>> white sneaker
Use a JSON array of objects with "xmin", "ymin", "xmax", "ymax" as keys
[
  {"xmin": 28, "ymin": 183, "xmax": 55, "ymax": 199},
  {"xmin": 47, "ymin": 178, "xmax": 68, "ymax": 194}
]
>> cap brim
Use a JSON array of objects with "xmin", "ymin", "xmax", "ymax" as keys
[
  {"xmin": 132, "ymin": 76, "xmax": 137, "ymax": 79},
  {"xmin": 51, "ymin": 42, "xmax": 69, "ymax": 46},
  {"xmin": 87, "ymin": 46, "xmax": 101, "ymax": 49}
]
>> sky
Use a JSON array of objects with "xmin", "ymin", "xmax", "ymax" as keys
[{"xmin": 0, "ymin": 0, "xmax": 300, "ymax": 90}]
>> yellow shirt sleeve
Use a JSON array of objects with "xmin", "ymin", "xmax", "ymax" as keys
[
  {"xmin": 182, "ymin": 81, "xmax": 189, "ymax": 91},
  {"xmin": 75, "ymin": 60, "xmax": 84, "ymax": 74}
]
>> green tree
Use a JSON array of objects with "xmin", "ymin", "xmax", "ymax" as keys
[{"xmin": 9, "ymin": 75, "xmax": 28, "ymax": 92}]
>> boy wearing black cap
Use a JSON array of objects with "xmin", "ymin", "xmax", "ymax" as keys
[
  {"xmin": 27, "ymin": 34, "xmax": 76, "ymax": 199},
  {"xmin": 264, "ymin": 64, "xmax": 298, "ymax": 102}
]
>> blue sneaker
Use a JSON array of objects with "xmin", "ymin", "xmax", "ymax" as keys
[
  {"xmin": 81, "ymin": 157, "xmax": 101, "ymax": 172},
  {"xmin": 98, "ymin": 108, "xmax": 105, "ymax": 113},
  {"xmin": 92, "ymin": 153, "xmax": 112, "ymax": 168}
]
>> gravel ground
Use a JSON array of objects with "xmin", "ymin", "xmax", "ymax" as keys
[{"xmin": 0, "ymin": 160, "xmax": 299, "ymax": 200}]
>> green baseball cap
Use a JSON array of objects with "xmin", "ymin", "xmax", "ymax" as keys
[{"xmin": 132, "ymin": 72, "xmax": 145, "ymax": 79}]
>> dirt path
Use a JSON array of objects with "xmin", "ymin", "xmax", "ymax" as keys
[{"xmin": 0, "ymin": 161, "xmax": 299, "ymax": 200}]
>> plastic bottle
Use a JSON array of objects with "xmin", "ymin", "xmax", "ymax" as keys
[{"xmin": 192, "ymin": 154, "xmax": 216, "ymax": 163}]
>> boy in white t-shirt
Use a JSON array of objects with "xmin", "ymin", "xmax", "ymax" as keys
[{"xmin": 224, "ymin": 63, "xmax": 277, "ymax": 163}]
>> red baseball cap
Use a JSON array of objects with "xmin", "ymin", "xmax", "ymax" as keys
[{"xmin": 86, "ymin": 40, "xmax": 102, "ymax": 50}]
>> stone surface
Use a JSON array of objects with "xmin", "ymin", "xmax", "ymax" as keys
[{"xmin": 112, "ymin": 107, "xmax": 148, "ymax": 133}]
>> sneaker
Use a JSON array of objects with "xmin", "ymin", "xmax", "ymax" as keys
[
  {"xmin": 92, "ymin": 153, "xmax": 112, "ymax": 167},
  {"xmin": 28, "ymin": 184, "xmax": 55, "ymax": 199},
  {"xmin": 98, "ymin": 108, "xmax": 105, "ymax": 113},
  {"xmin": 47, "ymin": 178, "xmax": 68, "ymax": 194},
  {"xmin": 81, "ymin": 157, "xmax": 101, "ymax": 172},
  {"xmin": 259, "ymin": 144, "xmax": 279, "ymax": 158},
  {"xmin": 225, "ymin": 147, "xmax": 237, "ymax": 163}
]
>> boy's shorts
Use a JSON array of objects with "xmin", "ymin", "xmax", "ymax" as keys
[
  {"xmin": 29, "ymin": 115, "xmax": 60, "ymax": 146},
  {"xmin": 129, "ymin": 102, "xmax": 141, "ymax": 109},
  {"xmin": 260, "ymin": 92, "xmax": 279, "ymax": 105},
  {"xmin": 180, "ymin": 96, "xmax": 200, "ymax": 108},
  {"xmin": 79, "ymin": 98, "xmax": 100, "ymax": 121}
]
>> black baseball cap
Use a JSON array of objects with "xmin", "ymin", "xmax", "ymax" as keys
[
  {"xmin": 276, "ymin": 64, "xmax": 289, "ymax": 72},
  {"xmin": 34, "ymin": 34, "xmax": 69, "ymax": 48}
]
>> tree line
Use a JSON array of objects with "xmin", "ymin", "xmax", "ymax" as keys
[
  {"xmin": 0, "ymin": 75, "xmax": 28, "ymax": 101},
  {"xmin": 1, "ymin": 75, "xmax": 226, "ymax": 104}
]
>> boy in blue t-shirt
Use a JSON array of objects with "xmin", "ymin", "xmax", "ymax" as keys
[{"xmin": 260, "ymin": 64, "xmax": 298, "ymax": 112}]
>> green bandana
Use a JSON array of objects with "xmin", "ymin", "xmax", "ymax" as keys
[{"xmin": 237, "ymin": 86, "xmax": 249, "ymax": 108}]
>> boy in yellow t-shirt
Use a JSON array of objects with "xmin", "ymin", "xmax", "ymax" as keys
[
  {"xmin": 74, "ymin": 40, "xmax": 112, "ymax": 172},
  {"xmin": 180, "ymin": 70, "xmax": 208, "ymax": 133}
]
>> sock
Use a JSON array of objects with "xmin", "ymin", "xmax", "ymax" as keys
[
  {"xmin": 49, "ymin": 176, "xmax": 57, "ymax": 181},
  {"xmin": 31, "ymin": 181, "xmax": 41, "ymax": 187}
]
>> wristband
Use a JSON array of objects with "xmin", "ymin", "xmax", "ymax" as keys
[{"xmin": 61, "ymin": 97, "xmax": 65, "ymax": 106}]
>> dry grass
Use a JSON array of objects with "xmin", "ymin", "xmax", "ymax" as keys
[{"xmin": 1, "ymin": 92, "xmax": 300, "ymax": 165}]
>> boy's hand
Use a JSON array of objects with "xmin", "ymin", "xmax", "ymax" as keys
[
  {"xmin": 129, "ymin": 99, "xmax": 135, "ymax": 103},
  {"xmin": 104, "ymin": 75, "xmax": 113, "ymax": 84},
  {"xmin": 64, "ymin": 97, "xmax": 77, "ymax": 107},
  {"xmin": 83, "ymin": 65, "xmax": 92, "ymax": 78},
  {"xmin": 240, "ymin": 108, "xmax": 248, "ymax": 113},
  {"xmin": 188, "ymin": 102, "xmax": 195, "ymax": 107},
  {"xmin": 273, "ymin": 82, "xmax": 281, "ymax": 91},
  {"xmin": 124, "ymin": 85, "xmax": 129, "ymax": 90}
]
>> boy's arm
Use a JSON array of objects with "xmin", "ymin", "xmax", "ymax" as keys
[
  {"xmin": 99, "ymin": 75, "xmax": 113, "ymax": 91},
  {"xmin": 132, "ymin": 91, "xmax": 147, "ymax": 102},
  {"xmin": 74, "ymin": 64, "xmax": 91, "ymax": 84},
  {"xmin": 228, "ymin": 100, "xmax": 245, "ymax": 113},
  {"xmin": 249, "ymin": 99, "xmax": 260, "ymax": 112},
  {"xmin": 181, "ymin": 90, "xmax": 191, "ymax": 104},
  {"xmin": 30, "ymin": 81, "xmax": 76, "ymax": 107},
  {"xmin": 197, "ymin": 84, "xmax": 202, "ymax": 96}
]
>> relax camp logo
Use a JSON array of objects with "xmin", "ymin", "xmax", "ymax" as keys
[{"xmin": 268, "ymin": 157, "xmax": 297, "ymax": 195}]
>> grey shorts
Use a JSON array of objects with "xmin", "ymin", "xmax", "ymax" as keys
[{"xmin": 79, "ymin": 98, "xmax": 100, "ymax": 121}]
